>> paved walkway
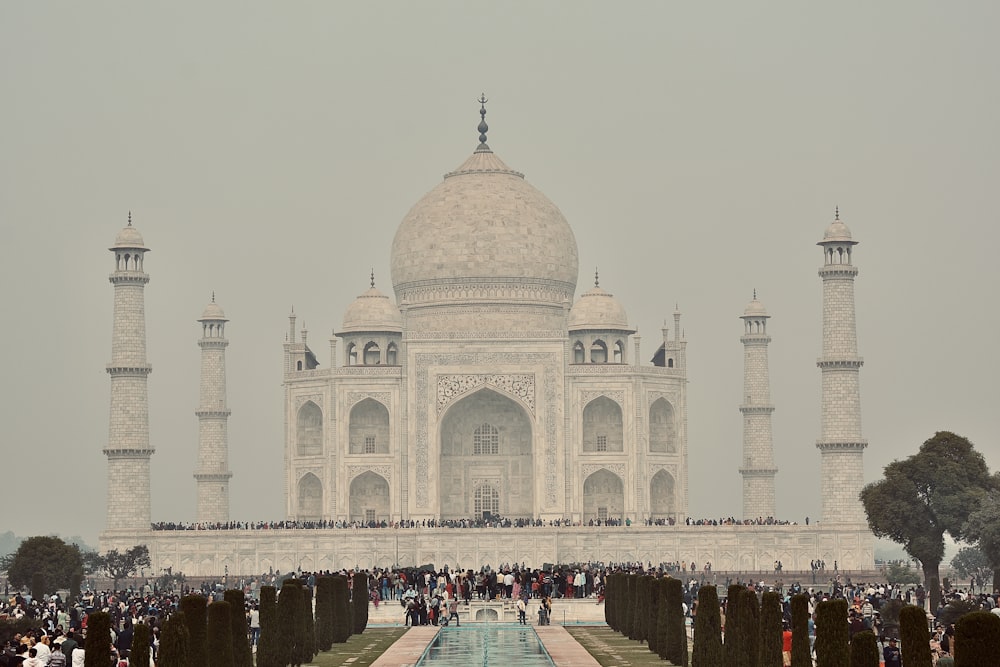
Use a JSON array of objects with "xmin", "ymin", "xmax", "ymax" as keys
[
  {"xmin": 369, "ymin": 626, "xmax": 439, "ymax": 667},
  {"xmin": 536, "ymin": 626, "xmax": 602, "ymax": 666}
]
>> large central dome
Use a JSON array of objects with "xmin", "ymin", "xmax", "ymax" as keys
[{"xmin": 390, "ymin": 137, "xmax": 579, "ymax": 316}]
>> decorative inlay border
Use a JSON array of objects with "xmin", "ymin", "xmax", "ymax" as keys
[
  {"xmin": 581, "ymin": 463, "xmax": 626, "ymax": 480},
  {"xmin": 648, "ymin": 463, "xmax": 677, "ymax": 479},
  {"xmin": 404, "ymin": 330, "xmax": 566, "ymax": 340},
  {"xmin": 294, "ymin": 394, "xmax": 323, "ymax": 411},
  {"xmin": 414, "ymin": 352, "xmax": 559, "ymax": 508},
  {"xmin": 296, "ymin": 466, "xmax": 323, "ymax": 481},
  {"xmin": 347, "ymin": 465, "xmax": 393, "ymax": 483},
  {"xmin": 580, "ymin": 390, "xmax": 624, "ymax": 407},
  {"xmin": 437, "ymin": 374, "xmax": 535, "ymax": 414},
  {"xmin": 346, "ymin": 392, "xmax": 392, "ymax": 408}
]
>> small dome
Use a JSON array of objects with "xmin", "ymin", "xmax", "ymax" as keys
[
  {"xmin": 742, "ymin": 296, "xmax": 769, "ymax": 318},
  {"xmin": 111, "ymin": 222, "xmax": 148, "ymax": 250},
  {"xmin": 339, "ymin": 287, "xmax": 403, "ymax": 334},
  {"xmin": 199, "ymin": 300, "xmax": 227, "ymax": 321},
  {"xmin": 820, "ymin": 215, "xmax": 855, "ymax": 245},
  {"xmin": 569, "ymin": 285, "xmax": 632, "ymax": 331}
]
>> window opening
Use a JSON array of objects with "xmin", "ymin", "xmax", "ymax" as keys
[{"xmin": 473, "ymin": 423, "xmax": 499, "ymax": 455}]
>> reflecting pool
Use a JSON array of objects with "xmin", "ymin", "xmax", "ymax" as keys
[{"xmin": 416, "ymin": 624, "xmax": 555, "ymax": 666}]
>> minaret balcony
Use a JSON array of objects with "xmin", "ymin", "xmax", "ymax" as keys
[
  {"xmin": 108, "ymin": 272, "xmax": 150, "ymax": 285},
  {"xmin": 818, "ymin": 265, "xmax": 859, "ymax": 278},
  {"xmin": 815, "ymin": 440, "xmax": 868, "ymax": 451},
  {"xmin": 106, "ymin": 364, "xmax": 152, "ymax": 376},
  {"xmin": 816, "ymin": 358, "xmax": 863, "ymax": 369},
  {"xmin": 738, "ymin": 404, "xmax": 774, "ymax": 414},
  {"xmin": 195, "ymin": 409, "xmax": 231, "ymax": 418},
  {"xmin": 738, "ymin": 467, "xmax": 778, "ymax": 476}
]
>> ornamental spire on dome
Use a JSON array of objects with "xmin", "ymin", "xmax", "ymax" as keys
[
  {"xmin": 370, "ymin": 268, "xmax": 375, "ymax": 289},
  {"xmin": 477, "ymin": 93, "xmax": 490, "ymax": 152},
  {"xmin": 128, "ymin": 210, "xmax": 132, "ymax": 226},
  {"xmin": 594, "ymin": 267, "xmax": 600, "ymax": 287},
  {"xmin": 835, "ymin": 205, "xmax": 840, "ymax": 221}
]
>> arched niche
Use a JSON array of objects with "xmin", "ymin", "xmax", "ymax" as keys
[
  {"xmin": 349, "ymin": 398, "xmax": 390, "ymax": 454},
  {"xmin": 649, "ymin": 469, "xmax": 676, "ymax": 520},
  {"xmin": 348, "ymin": 471, "xmax": 389, "ymax": 524},
  {"xmin": 648, "ymin": 397, "xmax": 676, "ymax": 453},
  {"xmin": 296, "ymin": 401, "xmax": 323, "ymax": 456},
  {"xmin": 582, "ymin": 468, "xmax": 624, "ymax": 523},
  {"xmin": 582, "ymin": 396, "xmax": 623, "ymax": 452},
  {"xmin": 297, "ymin": 473, "xmax": 323, "ymax": 520}
]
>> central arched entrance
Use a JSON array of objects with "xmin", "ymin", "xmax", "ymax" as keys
[{"xmin": 439, "ymin": 388, "xmax": 533, "ymax": 521}]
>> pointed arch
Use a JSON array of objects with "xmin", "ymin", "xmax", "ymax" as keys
[
  {"xmin": 582, "ymin": 396, "xmax": 623, "ymax": 452},
  {"xmin": 363, "ymin": 341, "xmax": 381, "ymax": 365},
  {"xmin": 590, "ymin": 339, "xmax": 608, "ymax": 363},
  {"xmin": 386, "ymin": 342, "xmax": 398, "ymax": 365},
  {"xmin": 649, "ymin": 469, "xmax": 676, "ymax": 520},
  {"xmin": 346, "ymin": 342, "xmax": 358, "ymax": 366},
  {"xmin": 297, "ymin": 472, "xmax": 323, "ymax": 520},
  {"xmin": 583, "ymin": 468, "xmax": 624, "ymax": 523},
  {"xmin": 349, "ymin": 398, "xmax": 390, "ymax": 454},
  {"xmin": 649, "ymin": 397, "xmax": 676, "ymax": 453},
  {"xmin": 348, "ymin": 471, "xmax": 389, "ymax": 524},
  {"xmin": 613, "ymin": 340, "xmax": 625, "ymax": 363},
  {"xmin": 573, "ymin": 341, "xmax": 585, "ymax": 364},
  {"xmin": 296, "ymin": 401, "xmax": 323, "ymax": 456}
]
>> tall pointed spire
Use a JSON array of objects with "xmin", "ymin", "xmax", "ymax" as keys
[{"xmin": 477, "ymin": 93, "xmax": 490, "ymax": 150}]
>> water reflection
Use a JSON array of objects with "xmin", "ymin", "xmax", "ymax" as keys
[{"xmin": 416, "ymin": 624, "xmax": 554, "ymax": 666}]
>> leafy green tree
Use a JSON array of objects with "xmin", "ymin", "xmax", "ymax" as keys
[
  {"xmin": 31, "ymin": 573, "xmax": 45, "ymax": 600},
  {"xmin": 83, "ymin": 610, "xmax": 112, "ymax": 667},
  {"xmin": 849, "ymin": 630, "xmax": 879, "ymax": 667},
  {"xmin": 131, "ymin": 622, "xmax": 152, "ymax": 667},
  {"xmin": 861, "ymin": 431, "xmax": 993, "ymax": 611},
  {"xmin": 207, "ymin": 601, "xmax": 235, "ymax": 667},
  {"xmin": 790, "ymin": 593, "xmax": 812, "ymax": 667},
  {"xmin": 223, "ymin": 589, "xmax": 253, "ymax": 667},
  {"xmin": 352, "ymin": 572, "xmax": 369, "ymax": 634},
  {"xmin": 760, "ymin": 591, "xmax": 784, "ymax": 667},
  {"xmin": 99, "ymin": 545, "xmax": 151, "ymax": 591},
  {"xmin": 158, "ymin": 612, "xmax": 191, "ymax": 667},
  {"xmin": 315, "ymin": 576, "xmax": 334, "ymax": 652},
  {"xmin": 950, "ymin": 546, "xmax": 993, "ymax": 588},
  {"xmin": 256, "ymin": 586, "xmax": 284, "ymax": 667},
  {"xmin": 814, "ymin": 598, "xmax": 849, "ymax": 667},
  {"xmin": 180, "ymin": 594, "xmax": 209, "ymax": 667},
  {"xmin": 886, "ymin": 563, "xmax": 922, "ymax": 586},
  {"xmin": 899, "ymin": 604, "xmax": 932, "ymax": 667},
  {"xmin": 691, "ymin": 585, "xmax": 723, "ymax": 667},
  {"xmin": 954, "ymin": 611, "xmax": 1000, "ymax": 667},
  {"xmin": 963, "ymin": 473, "xmax": 1000, "ymax": 590},
  {"xmin": 0, "ymin": 536, "xmax": 83, "ymax": 590}
]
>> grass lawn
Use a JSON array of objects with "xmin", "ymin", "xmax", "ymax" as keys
[
  {"xmin": 565, "ymin": 626, "xmax": 685, "ymax": 667},
  {"xmin": 264, "ymin": 627, "xmax": 410, "ymax": 667}
]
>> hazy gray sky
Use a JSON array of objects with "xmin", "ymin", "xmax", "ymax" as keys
[{"xmin": 2, "ymin": 2, "xmax": 997, "ymax": 546}]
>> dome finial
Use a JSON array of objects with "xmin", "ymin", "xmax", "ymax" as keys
[
  {"xmin": 595, "ymin": 267, "xmax": 600, "ymax": 287},
  {"xmin": 753, "ymin": 288, "xmax": 757, "ymax": 300},
  {"xmin": 835, "ymin": 205, "xmax": 840, "ymax": 221},
  {"xmin": 370, "ymin": 268, "xmax": 375, "ymax": 289},
  {"xmin": 477, "ymin": 93, "xmax": 489, "ymax": 145},
  {"xmin": 128, "ymin": 210, "xmax": 132, "ymax": 226},
  {"xmin": 212, "ymin": 290, "xmax": 216, "ymax": 303}
]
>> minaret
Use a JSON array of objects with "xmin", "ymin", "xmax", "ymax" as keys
[
  {"xmin": 817, "ymin": 209, "xmax": 867, "ymax": 524},
  {"xmin": 739, "ymin": 292, "xmax": 777, "ymax": 520},
  {"xmin": 105, "ymin": 213, "xmax": 154, "ymax": 532},
  {"xmin": 194, "ymin": 294, "xmax": 233, "ymax": 523}
]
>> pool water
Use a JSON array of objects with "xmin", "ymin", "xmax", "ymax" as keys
[{"xmin": 416, "ymin": 624, "xmax": 555, "ymax": 666}]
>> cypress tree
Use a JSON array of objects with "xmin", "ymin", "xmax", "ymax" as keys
[
  {"xmin": 256, "ymin": 586, "xmax": 284, "ymax": 667},
  {"xmin": 69, "ymin": 572, "xmax": 82, "ymax": 604},
  {"xmin": 760, "ymin": 591, "xmax": 784, "ymax": 667},
  {"xmin": 848, "ymin": 630, "xmax": 879, "ymax": 667},
  {"xmin": 352, "ymin": 572, "xmax": 369, "ymax": 634},
  {"xmin": 635, "ymin": 575, "xmax": 650, "ymax": 643},
  {"xmin": 724, "ymin": 585, "xmax": 745, "ymax": 666},
  {"xmin": 158, "ymin": 612, "xmax": 191, "ymax": 667},
  {"xmin": 648, "ymin": 576, "xmax": 661, "ymax": 655},
  {"xmin": 739, "ymin": 588, "xmax": 760, "ymax": 667},
  {"xmin": 814, "ymin": 598, "xmax": 849, "ymax": 667},
  {"xmin": 223, "ymin": 589, "xmax": 253, "ymax": 667},
  {"xmin": 790, "ymin": 593, "xmax": 812, "ymax": 667},
  {"xmin": 278, "ymin": 578, "xmax": 304, "ymax": 666},
  {"xmin": 315, "ymin": 576, "xmax": 334, "ymax": 651},
  {"xmin": 603, "ymin": 573, "xmax": 615, "ymax": 629},
  {"xmin": 180, "ymin": 594, "xmax": 209, "ymax": 667},
  {"xmin": 624, "ymin": 574, "xmax": 637, "ymax": 639},
  {"xmin": 666, "ymin": 577, "xmax": 687, "ymax": 666},
  {"xmin": 691, "ymin": 585, "xmax": 723, "ymax": 667},
  {"xmin": 299, "ymin": 584, "xmax": 316, "ymax": 663},
  {"xmin": 954, "ymin": 611, "xmax": 1000, "ymax": 667},
  {"xmin": 131, "ymin": 621, "xmax": 152, "ymax": 667},
  {"xmin": 83, "ymin": 610, "xmax": 111, "ymax": 667},
  {"xmin": 332, "ymin": 576, "xmax": 351, "ymax": 643},
  {"xmin": 899, "ymin": 604, "xmax": 933, "ymax": 667},
  {"xmin": 207, "ymin": 601, "xmax": 235, "ymax": 667}
]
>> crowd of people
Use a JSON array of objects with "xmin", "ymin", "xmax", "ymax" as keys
[{"xmin": 2, "ymin": 560, "xmax": 997, "ymax": 666}]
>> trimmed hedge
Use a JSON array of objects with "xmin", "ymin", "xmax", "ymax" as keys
[
  {"xmin": 256, "ymin": 586, "xmax": 284, "ymax": 667},
  {"xmin": 207, "ymin": 601, "xmax": 235, "ymax": 667},
  {"xmin": 157, "ymin": 612, "xmax": 191, "ymax": 667},
  {"xmin": 899, "ymin": 604, "xmax": 932, "ymax": 667},
  {"xmin": 223, "ymin": 589, "xmax": 253, "ymax": 667},
  {"xmin": 790, "ymin": 593, "xmax": 812, "ymax": 667},
  {"xmin": 760, "ymin": 591, "xmax": 784, "ymax": 667},
  {"xmin": 315, "ymin": 576, "xmax": 335, "ymax": 651},
  {"xmin": 352, "ymin": 572, "xmax": 369, "ymax": 634},
  {"xmin": 83, "ymin": 610, "xmax": 111, "ymax": 667},
  {"xmin": 691, "ymin": 585, "xmax": 723, "ymax": 667},
  {"xmin": 849, "ymin": 630, "xmax": 879, "ymax": 667},
  {"xmin": 724, "ymin": 585, "xmax": 745, "ymax": 666},
  {"xmin": 180, "ymin": 594, "xmax": 209, "ymax": 667},
  {"xmin": 332, "ymin": 576, "xmax": 351, "ymax": 643},
  {"xmin": 815, "ymin": 598, "xmax": 849, "ymax": 667},
  {"xmin": 954, "ymin": 611, "xmax": 1000, "ymax": 667},
  {"xmin": 739, "ymin": 587, "xmax": 760, "ymax": 667},
  {"xmin": 300, "ymin": 583, "xmax": 317, "ymax": 662},
  {"xmin": 665, "ymin": 577, "xmax": 687, "ymax": 666},
  {"xmin": 131, "ymin": 622, "xmax": 152, "ymax": 667},
  {"xmin": 648, "ymin": 576, "xmax": 661, "ymax": 655},
  {"xmin": 278, "ymin": 578, "xmax": 305, "ymax": 667}
]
